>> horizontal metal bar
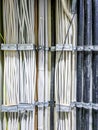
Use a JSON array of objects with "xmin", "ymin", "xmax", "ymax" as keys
[
  {"xmin": 1, "ymin": 105, "xmax": 18, "ymax": 112},
  {"xmin": 0, "ymin": 102, "xmax": 50, "ymax": 112},
  {"xmin": 56, "ymin": 104, "xmax": 72, "ymax": 112},
  {"xmin": 75, "ymin": 102, "xmax": 98, "ymax": 110},
  {"xmin": 0, "ymin": 103, "xmax": 35, "ymax": 112},
  {"xmin": 18, "ymin": 44, "xmax": 36, "ymax": 50},
  {"xmin": 37, "ymin": 45, "xmax": 50, "ymax": 51},
  {"xmin": 56, "ymin": 102, "xmax": 98, "ymax": 112},
  {"xmin": 51, "ymin": 44, "xmax": 74, "ymax": 51},
  {"xmin": 1, "ymin": 44, "xmax": 36, "ymax": 51},
  {"xmin": 51, "ymin": 45, "xmax": 98, "ymax": 52},
  {"xmin": 1, "ymin": 44, "xmax": 17, "ymax": 50},
  {"xmin": 77, "ymin": 45, "xmax": 98, "ymax": 51},
  {"xmin": 1, "ymin": 43, "xmax": 98, "ymax": 51},
  {"xmin": 71, "ymin": 0, "xmax": 77, "ymax": 13},
  {"xmin": 36, "ymin": 101, "xmax": 50, "ymax": 108},
  {"xmin": 1, "ymin": 101, "xmax": 98, "ymax": 112}
]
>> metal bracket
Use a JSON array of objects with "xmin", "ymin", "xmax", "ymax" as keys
[
  {"xmin": 56, "ymin": 104, "xmax": 72, "ymax": 112},
  {"xmin": 1, "ymin": 101, "xmax": 98, "ymax": 112},
  {"xmin": 0, "ymin": 103, "xmax": 35, "ymax": 112},
  {"xmin": 18, "ymin": 103, "xmax": 35, "ymax": 112},
  {"xmin": 77, "ymin": 45, "xmax": 98, "ymax": 51},
  {"xmin": 1, "ymin": 105, "xmax": 18, "ymax": 112},
  {"xmin": 51, "ymin": 44, "xmax": 75, "ymax": 52},
  {"xmin": 1, "ymin": 43, "xmax": 98, "ymax": 52},
  {"xmin": 56, "ymin": 102, "xmax": 98, "ymax": 112},
  {"xmin": 75, "ymin": 102, "xmax": 98, "ymax": 110},
  {"xmin": 1, "ymin": 43, "xmax": 36, "ymax": 51},
  {"xmin": 0, "ymin": 102, "xmax": 50, "ymax": 112},
  {"xmin": 18, "ymin": 44, "xmax": 36, "ymax": 51},
  {"xmin": 36, "ymin": 101, "xmax": 50, "ymax": 108},
  {"xmin": 37, "ymin": 46, "xmax": 50, "ymax": 51},
  {"xmin": 1, "ymin": 44, "xmax": 17, "ymax": 50}
]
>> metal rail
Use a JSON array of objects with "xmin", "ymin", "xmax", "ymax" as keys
[
  {"xmin": 1, "ymin": 101, "xmax": 98, "ymax": 112},
  {"xmin": 1, "ymin": 43, "xmax": 98, "ymax": 51}
]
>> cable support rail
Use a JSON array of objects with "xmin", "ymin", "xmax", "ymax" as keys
[
  {"xmin": 51, "ymin": 45, "xmax": 98, "ymax": 51},
  {"xmin": 1, "ymin": 101, "xmax": 98, "ymax": 113},
  {"xmin": 56, "ymin": 102, "xmax": 98, "ymax": 112},
  {"xmin": 0, "ymin": 101, "xmax": 51, "ymax": 112},
  {"xmin": 56, "ymin": 104, "xmax": 72, "ymax": 112},
  {"xmin": 1, "ymin": 43, "xmax": 98, "ymax": 51},
  {"xmin": 1, "ymin": 43, "xmax": 36, "ymax": 51}
]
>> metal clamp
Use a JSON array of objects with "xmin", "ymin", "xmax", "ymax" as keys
[
  {"xmin": 1, "ymin": 105, "xmax": 18, "ymax": 112},
  {"xmin": 1, "ymin": 43, "xmax": 36, "ymax": 51},
  {"xmin": 71, "ymin": 0, "xmax": 77, "ymax": 13},
  {"xmin": 77, "ymin": 45, "xmax": 98, "ymax": 51},
  {"xmin": 1, "ymin": 44, "xmax": 17, "ymax": 50},
  {"xmin": 75, "ymin": 102, "xmax": 98, "ymax": 110},
  {"xmin": 0, "ymin": 103, "xmax": 35, "ymax": 112},
  {"xmin": 18, "ymin": 103, "xmax": 35, "ymax": 112},
  {"xmin": 56, "ymin": 101, "xmax": 98, "ymax": 112},
  {"xmin": 18, "ymin": 44, "xmax": 36, "ymax": 51},
  {"xmin": 0, "ymin": 101, "xmax": 51, "ymax": 112},
  {"xmin": 1, "ymin": 43, "xmax": 98, "ymax": 52},
  {"xmin": 51, "ymin": 44, "xmax": 75, "ymax": 52},
  {"xmin": 36, "ymin": 101, "xmax": 50, "ymax": 108}
]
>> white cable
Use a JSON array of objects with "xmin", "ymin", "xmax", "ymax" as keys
[
  {"xmin": 3, "ymin": 0, "xmax": 36, "ymax": 130},
  {"xmin": 55, "ymin": 0, "xmax": 77, "ymax": 130}
]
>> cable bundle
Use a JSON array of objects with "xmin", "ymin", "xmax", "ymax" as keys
[
  {"xmin": 38, "ymin": 0, "xmax": 51, "ymax": 130},
  {"xmin": 3, "ymin": 0, "xmax": 36, "ymax": 130},
  {"xmin": 0, "ymin": 1, "xmax": 3, "ymax": 130},
  {"xmin": 77, "ymin": 0, "xmax": 92, "ymax": 130},
  {"xmin": 3, "ymin": 1, "xmax": 19, "ymax": 129},
  {"xmin": 55, "ymin": 0, "xmax": 77, "ymax": 130}
]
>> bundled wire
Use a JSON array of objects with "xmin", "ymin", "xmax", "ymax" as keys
[
  {"xmin": 76, "ymin": 0, "xmax": 84, "ymax": 129},
  {"xmin": 38, "ymin": 1, "xmax": 45, "ymax": 129},
  {"xmin": 55, "ymin": 0, "xmax": 77, "ymax": 130},
  {"xmin": 38, "ymin": 0, "xmax": 51, "ymax": 129},
  {"xmin": 3, "ymin": 0, "xmax": 36, "ymax": 130},
  {"xmin": 92, "ymin": 0, "xmax": 98, "ymax": 130},
  {"xmin": 0, "ymin": 1, "xmax": 3, "ymax": 129},
  {"xmin": 3, "ymin": 1, "xmax": 19, "ymax": 129}
]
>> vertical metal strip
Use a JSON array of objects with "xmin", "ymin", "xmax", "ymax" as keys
[
  {"xmin": 77, "ymin": 0, "xmax": 84, "ymax": 130},
  {"xmin": 83, "ymin": 1, "xmax": 92, "ymax": 130},
  {"xmin": 50, "ymin": 1, "xmax": 56, "ymax": 130},
  {"xmin": 92, "ymin": 0, "xmax": 98, "ymax": 129}
]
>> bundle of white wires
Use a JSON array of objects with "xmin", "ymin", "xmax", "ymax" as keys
[
  {"xmin": 55, "ymin": 0, "xmax": 77, "ymax": 130},
  {"xmin": 2, "ymin": 0, "xmax": 77, "ymax": 130},
  {"xmin": 3, "ymin": 0, "xmax": 36, "ymax": 130},
  {"xmin": 38, "ymin": 0, "xmax": 51, "ymax": 130}
]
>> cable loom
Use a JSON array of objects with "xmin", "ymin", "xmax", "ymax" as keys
[
  {"xmin": 55, "ymin": 0, "xmax": 77, "ymax": 130},
  {"xmin": 0, "ymin": 0, "xmax": 77, "ymax": 130},
  {"xmin": 1, "ymin": 0, "xmax": 98, "ymax": 130},
  {"xmin": 3, "ymin": 0, "xmax": 36, "ymax": 130}
]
